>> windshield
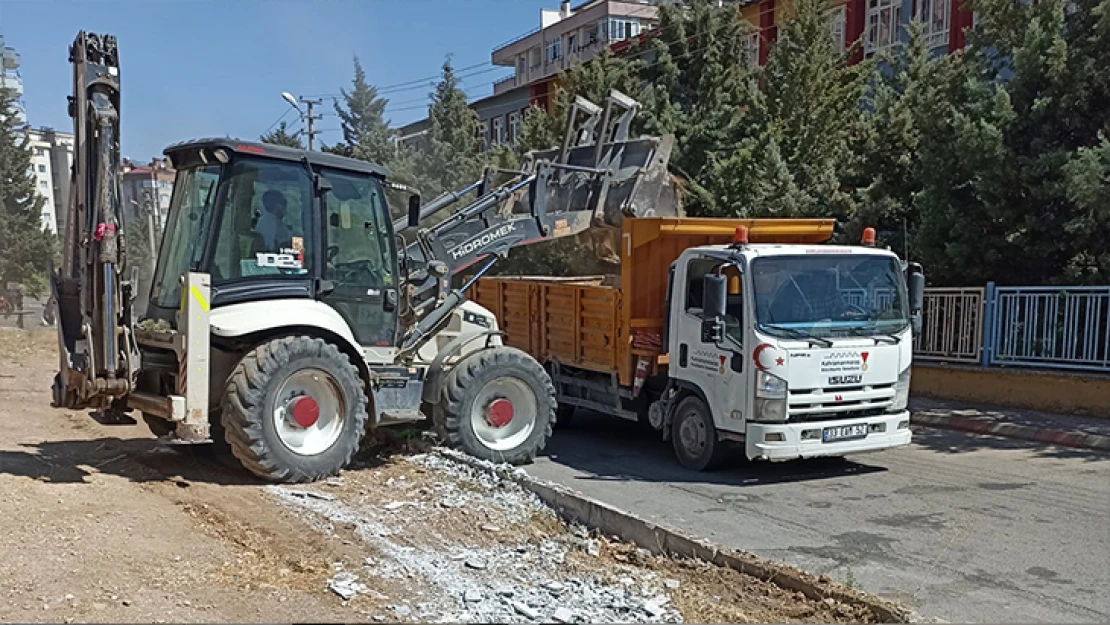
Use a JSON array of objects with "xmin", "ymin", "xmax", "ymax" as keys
[
  {"xmin": 151, "ymin": 164, "xmax": 222, "ymax": 309},
  {"xmin": 752, "ymin": 254, "xmax": 908, "ymax": 338}
]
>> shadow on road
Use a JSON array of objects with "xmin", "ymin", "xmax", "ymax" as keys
[
  {"xmin": 541, "ymin": 412, "xmax": 889, "ymax": 488},
  {"xmin": 908, "ymin": 424, "xmax": 1109, "ymax": 462}
]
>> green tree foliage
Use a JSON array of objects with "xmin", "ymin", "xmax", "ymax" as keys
[
  {"xmin": 260, "ymin": 121, "xmax": 304, "ymax": 148},
  {"xmin": 329, "ymin": 56, "xmax": 394, "ymax": 165},
  {"xmin": 419, "ymin": 59, "xmax": 484, "ymax": 197},
  {"xmin": 0, "ymin": 89, "xmax": 55, "ymax": 297}
]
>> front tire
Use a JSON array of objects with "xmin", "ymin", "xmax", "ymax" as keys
[
  {"xmin": 221, "ymin": 336, "xmax": 369, "ymax": 483},
  {"xmin": 671, "ymin": 396, "xmax": 728, "ymax": 471},
  {"xmin": 437, "ymin": 347, "xmax": 555, "ymax": 464}
]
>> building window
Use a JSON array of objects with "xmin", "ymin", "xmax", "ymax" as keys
[
  {"xmin": 545, "ymin": 36, "xmax": 562, "ymax": 63},
  {"xmin": 40, "ymin": 180, "xmax": 48, "ymax": 189},
  {"xmin": 37, "ymin": 163, "xmax": 47, "ymax": 172},
  {"xmin": 866, "ymin": 0, "xmax": 903, "ymax": 56},
  {"xmin": 914, "ymin": 0, "xmax": 950, "ymax": 48},
  {"xmin": 568, "ymin": 33, "xmax": 579, "ymax": 55},
  {"xmin": 828, "ymin": 5, "xmax": 847, "ymax": 53},
  {"xmin": 529, "ymin": 47, "xmax": 542, "ymax": 69},
  {"xmin": 518, "ymin": 55, "xmax": 527, "ymax": 79},
  {"xmin": 508, "ymin": 111, "xmax": 520, "ymax": 143},
  {"xmin": 492, "ymin": 117, "xmax": 505, "ymax": 146},
  {"xmin": 36, "ymin": 147, "xmax": 46, "ymax": 156},
  {"xmin": 741, "ymin": 30, "xmax": 761, "ymax": 68},
  {"xmin": 479, "ymin": 120, "xmax": 490, "ymax": 150},
  {"xmin": 598, "ymin": 17, "xmax": 640, "ymax": 42}
]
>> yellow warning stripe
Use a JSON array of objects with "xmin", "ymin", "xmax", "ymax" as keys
[{"xmin": 189, "ymin": 285, "xmax": 210, "ymax": 312}]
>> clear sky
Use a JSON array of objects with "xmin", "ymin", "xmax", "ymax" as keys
[{"xmin": 1, "ymin": 0, "xmax": 553, "ymax": 161}]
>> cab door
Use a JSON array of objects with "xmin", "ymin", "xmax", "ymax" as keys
[
  {"xmin": 317, "ymin": 167, "xmax": 399, "ymax": 348},
  {"xmin": 668, "ymin": 256, "xmax": 749, "ymax": 432}
]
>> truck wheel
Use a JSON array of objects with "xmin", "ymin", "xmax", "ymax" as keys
[
  {"xmin": 438, "ymin": 347, "xmax": 555, "ymax": 464},
  {"xmin": 221, "ymin": 336, "xmax": 368, "ymax": 483},
  {"xmin": 671, "ymin": 396, "xmax": 728, "ymax": 471}
]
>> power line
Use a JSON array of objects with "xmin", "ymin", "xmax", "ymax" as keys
[{"xmin": 300, "ymin": 59, "xmax": 497, "ymax": 99}]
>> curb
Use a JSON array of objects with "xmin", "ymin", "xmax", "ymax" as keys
[
  {"xmin": 910, "ymin": 412, "xmax": 1110, "ymax": 452},
  {"xmin": 437, "ymin": 448, "xmax": 914, "ymax": 624}
]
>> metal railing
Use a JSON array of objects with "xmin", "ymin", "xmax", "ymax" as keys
[
  {"xmin": 910, "ymin": 283, "xmax": 1110, "ymax": 373},
  {"xmin": 914, "ymin": 287, "xmax": 984, "ymax": 363},
  {"xmin": 986, "ymin": 285, "xmax": 1110, "ymax": 372}
]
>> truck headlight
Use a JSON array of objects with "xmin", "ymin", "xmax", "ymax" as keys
[
  {"xmin": 891, "ymin": 367, "xmax": 911, "ymax": 412},
  {"xmin": 755, "ymin": 371, "xmax": 788, "ymax": 422}
]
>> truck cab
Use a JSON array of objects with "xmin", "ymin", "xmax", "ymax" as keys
[{"xmin": 662, "ymin": 233, "xmax": 922, "ymax": 469}]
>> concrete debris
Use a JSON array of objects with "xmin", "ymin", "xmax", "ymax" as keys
[
  {"xmin": 664, "ymin": 578, "xmax": 681, "ymax": 589},
  {"xmin": 512, "ymin": 601, "xmax": 540, "ymax": 619},
  {"xmin": 384, "ymin": 501, "xmax": 413, "ymax": 511},
  {"xmin": 327, "ymin": 571, "xmax": 368, "ymax": 601},
  {"xmin": 268, "ymin": 454, "xmax": 684, "ymax": 624},
  {"xmin": 480, "ymin": 524, "xmax": 501, "ymax": 532}
]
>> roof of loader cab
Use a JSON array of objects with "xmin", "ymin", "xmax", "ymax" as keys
[{"xmin": 162, "ymin": 137, "xmax": 390, "ymax": 178}]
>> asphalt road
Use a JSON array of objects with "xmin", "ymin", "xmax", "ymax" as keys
[{"xmin": 528, "ymin": 413, "xmax": 1110, "ymax": 623}]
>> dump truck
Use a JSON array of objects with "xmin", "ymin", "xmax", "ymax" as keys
[
  {"xmin": 50, "ymin": 31, "xmax": 680, "ymax": 482},
  {"xmin": 472, "ymin": 217, "xmax": 926, "ymax": 470}
]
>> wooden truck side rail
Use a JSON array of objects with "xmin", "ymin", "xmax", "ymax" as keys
[{"xmin": 472, "ymin": 217, "xmax": 836, "ymax": 386}]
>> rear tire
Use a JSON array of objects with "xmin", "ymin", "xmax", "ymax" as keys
[
  {"xmin": 221, "ymin": 336, "xmax": 369, "ymax": 483},
  {"xmin": 671, "ymin": 396, "xmax": 728, "ymax": 471},
  {"xmin": 436, "ymin": 347, "xmax": 555, "ymax": 464}
]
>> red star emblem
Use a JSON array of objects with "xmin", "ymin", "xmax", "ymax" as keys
[{"xmin": 775, "ymin": 357, "xmax": 785, "ymax": 366}]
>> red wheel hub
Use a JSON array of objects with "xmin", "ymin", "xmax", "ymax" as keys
[
  {"xmin": 290, "ymin": 395, "xmax": 320, "ymax": 428},
  {"xmin": 486, "ymin": 398, "xmax": 514, "ymax": 428}
]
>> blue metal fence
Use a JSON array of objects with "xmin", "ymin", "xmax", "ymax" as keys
[{"xmin": 916, "ymin": 283, "xmax": 1110, "ymax": 374}]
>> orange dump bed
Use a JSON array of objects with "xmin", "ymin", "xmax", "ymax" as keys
[{"xmin": 471, "ymin": 217, "xmax": 835, "ymax": 386}]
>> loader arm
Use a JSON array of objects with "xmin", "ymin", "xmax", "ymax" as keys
[
  {"xmin": 51, "ymin": 31, "xmax": 140, "ymax": 412},
  {"xmin": 396, "ymin": 91, "xmax": 681, "ymax": 356}
]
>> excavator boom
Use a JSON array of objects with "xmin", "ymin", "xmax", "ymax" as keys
[{"xmin": 52, "ymin": 31, "xmax": 139, "ymax": 412}]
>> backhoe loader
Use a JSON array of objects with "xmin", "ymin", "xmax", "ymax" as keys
[{"xmin": 50, "ymin": 31, "xmax": 680, "ymax": 482}]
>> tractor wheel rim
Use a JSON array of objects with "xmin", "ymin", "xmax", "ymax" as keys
[
  {"xmin": 273, "ymin": 368, "xmax": 346, "ymax": 456},
  {"xmin": 678, "ymin": 410, "xmax": 706, "ymax": 458},
  {"xmin": 470, "ymin": 376, "xmax": 537, "ymax": 452}
]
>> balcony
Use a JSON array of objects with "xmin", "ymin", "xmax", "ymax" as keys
[{"xmin": 493, "ymin": 74, "xmax": 519, "ymax": 96}]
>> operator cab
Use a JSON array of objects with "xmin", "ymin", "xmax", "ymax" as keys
[{"xmin": 148, "ymin": 139, "xmax": 402, "ymax": 347}]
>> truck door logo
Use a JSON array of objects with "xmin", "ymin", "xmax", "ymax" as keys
[
  {"xmin": 861, "ymin": 351, "xmax": 870, "ymax": 372},
  {"xmin": 718, "ymin": 355, "xmax": 727, "ymax": 374}
]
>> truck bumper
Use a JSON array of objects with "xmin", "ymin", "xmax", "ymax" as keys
[{"xmin": 745, "ymin": 412, "xmax": 912, "ymax": 461}]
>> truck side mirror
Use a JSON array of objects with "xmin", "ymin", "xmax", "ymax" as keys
[
  {"xmin": 407, "ymin": 194, "xmax": 421, "ymax": 228},
  {"xmin": 701, "ymin": 274, "xmax": 728, "ymax": 343},
  {"xmin": 908, "ymin": 272, "xmax": 925, "ymax": 337}
]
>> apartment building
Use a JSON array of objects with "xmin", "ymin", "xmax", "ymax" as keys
[
  {"xmin": 0, "ymin": 32, "xmax": 25, "ymax": 124},
  {"xmin": 398, "ymin": 0, "xmax": 974, "ymax": 153},
  {"xmin": 121, "ymin": 157, "xmax": 175, "ymax": 230},
  {"xmin": 25, "ymin": 127, "xmax": 75, "ymax": 235},
  {"xmin": 399, "ymin": 0, "xmax": 659, "ymax": 150}
]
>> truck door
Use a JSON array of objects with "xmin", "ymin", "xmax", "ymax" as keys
[{"xmin": 669, "ymin": 257, "xmax": 749, "ymax": 433}]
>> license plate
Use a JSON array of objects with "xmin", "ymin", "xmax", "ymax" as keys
[{"xmin": 822, "ymin": 424, "xmax": 869, "ymax": 443}]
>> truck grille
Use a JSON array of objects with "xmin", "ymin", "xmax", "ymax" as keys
[{"xmin": 787, "ymin": 383, "xmax": 895, "ymax": 422}]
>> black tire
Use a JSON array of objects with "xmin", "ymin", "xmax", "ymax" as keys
[
  {"xmin": 221, "ymin": 336, "xmax": 369, "ymax": 483},
  {"xmin": 671, "ymin": 395, "xmax": 728, "ymax": 471},
  {"xmin": 555, "ymin": 404, "xmax": 576, "ymax": 429},
  {"xmin": 437, "ymin": 346, "xmax": 555, "ymax": 464}
]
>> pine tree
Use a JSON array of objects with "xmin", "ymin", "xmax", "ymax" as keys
[
  {"xmin": 330, "ymin": 56, "xmax": 394, "ymax": 165},
  {"xmin": 0, "ymin": 89, "xmax": 55, "ymax": 297},
  {"xmin": 419, "ymin": 59, "xmax": 483, "ymax": 197},
  {"xmin": 260, "ymin": 121, "xmax": 304, "ymax": 148}
]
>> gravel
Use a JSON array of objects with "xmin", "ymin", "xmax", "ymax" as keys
[{"xmin": 268, "ymin": 453, "xmax": 684, "ymax": 623}]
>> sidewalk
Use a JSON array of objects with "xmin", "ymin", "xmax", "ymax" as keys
[{"xmin": 910, "ymin": 396, "xmax": 1110, "ymax": 452}]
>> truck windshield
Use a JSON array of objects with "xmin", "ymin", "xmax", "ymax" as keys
[
  {"xmin": 751, "ymin": 255, "xmax": 908, "ymax": 339},
  {"xmin": 151, "ymin": 164, "xmax": 222, "ymax": 309}
]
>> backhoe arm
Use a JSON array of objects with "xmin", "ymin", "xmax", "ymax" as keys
[{"xmin": 52, "ymin": 31, "xmax": 139, "ymax": 412}]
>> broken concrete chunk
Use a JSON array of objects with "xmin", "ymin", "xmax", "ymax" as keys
[
  {"xmin": 390, "ymin": 605, "xmax": 412, "ymax": 617},
  {"xmin": 384, "ymin": 501, "xmax": 412, "ymax": 511},
  {"xmin": 327, "ymin": 572, "xmax": 367, "ymax": 601},
  {"xmin": 553, "ymin": 606, "xmax": 576, "ymax": 623},
  {"xmin": 464, "ymin": 558, "xmax": 488, "ymax": 570},
  {"xmin": 512, "ymin": 601, "xmax": 540, "ymax": 620},
  {"xmin": 664, "ymin": 578, "xmax": 680, "ymax": 589},
  {"xmin": 585, "ymin": 540, "xmax": 601, "ymax": 557},
  {"xmin": 480, "ymin": 524, "xmax": 501, "ymax": 533},
  {"xmin": 463, "ymin": 589, "xmax": 483, "ymax": 603}
]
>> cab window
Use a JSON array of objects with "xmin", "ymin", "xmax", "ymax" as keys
[
  {"xmin": 210, "ymin": 157, "xmax": 314, "ymax": 283},
  {"xmin": 685, "ymin": 258, "xmax": 744, "ymax": 344}
]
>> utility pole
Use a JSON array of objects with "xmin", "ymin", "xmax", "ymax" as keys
[
  {"xmin": 301, "ymin": 97, "xmax": 322, "ymax": 151},
  {"xmin": 280, "ymin": 92, "xmax": 322, "ymax": 151}
]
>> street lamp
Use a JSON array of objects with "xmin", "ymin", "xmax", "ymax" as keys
[{"xmin": 279, "ymin": 91, "xmax": 320, "ymax": 151}]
